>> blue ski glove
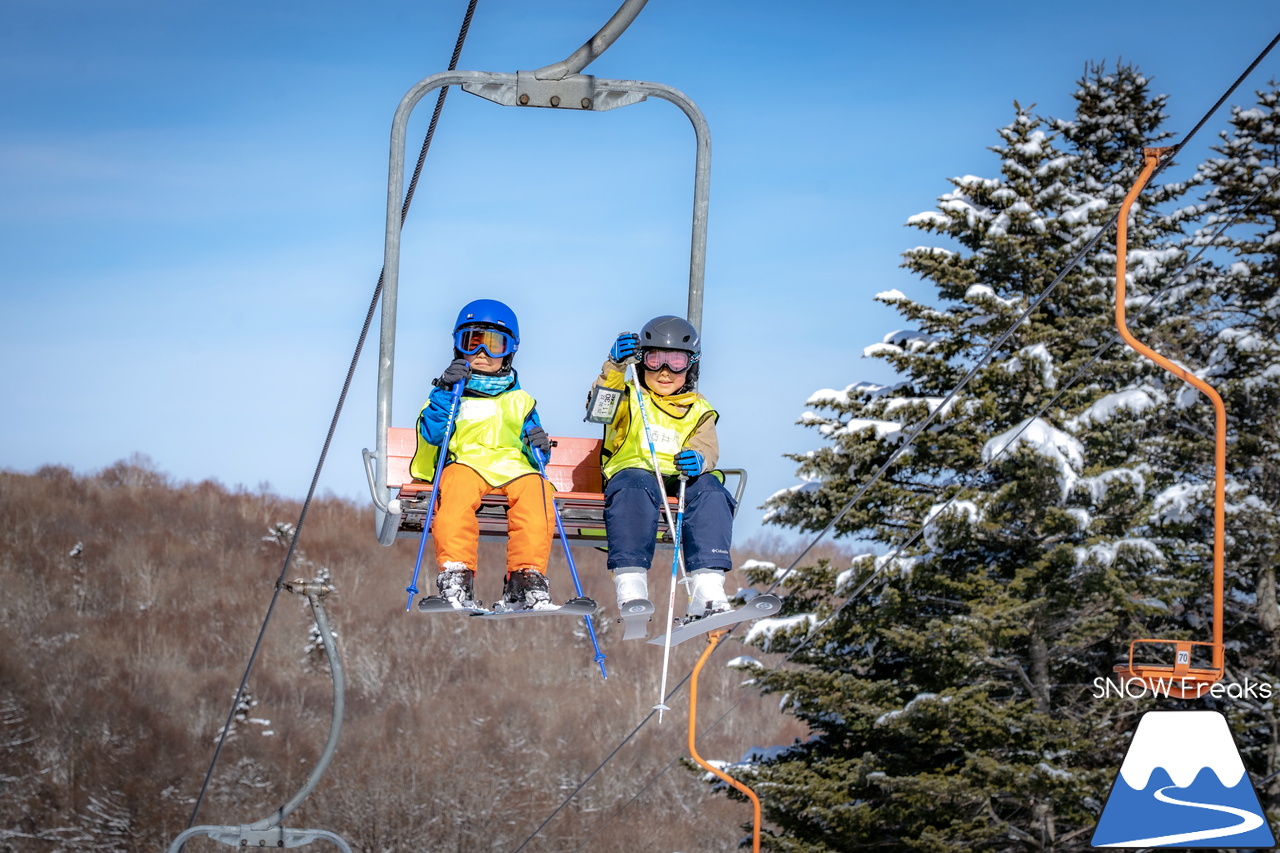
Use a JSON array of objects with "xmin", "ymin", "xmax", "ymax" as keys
[
  {"xmin": 524, "ymin": 425, "xmax": 551, "ymax": 456},
  {"xmin": 674, "ymin": 448, "xmax": 704, "ymax": 477},
  {"xmin": 433, "ymin": 357, "xmax": 471, "ymax": 390},
  {"xmin": 610, "ymin": 332, "xmax": 640, "ymax": 364}
]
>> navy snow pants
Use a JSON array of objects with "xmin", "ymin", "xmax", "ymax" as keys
[{"xmin": 603, "ymin": 467, "xmax": 735, "ymax": 572}]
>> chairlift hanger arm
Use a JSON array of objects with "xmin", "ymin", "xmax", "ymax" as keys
[{"xmin": 533, "ymin": 0, "xmax": 651, "ymax": 81}]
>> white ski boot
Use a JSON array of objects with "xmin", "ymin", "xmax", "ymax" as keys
[
  {"xmin": 614, "ymin": 567, "xmax": 649, "ymax": 608},
  {"xmin": 687, "ymin": 568, "xmax": 732, "ymax": 619},
  {"xmin": 614, "ymin": 567, "xmax": 655, "ymax": 640},
  {"xmin": 436, "ymin": 563, "xmax": 478, "ymax": 611}
]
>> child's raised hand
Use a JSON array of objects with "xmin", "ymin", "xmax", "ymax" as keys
[
  {"xmin": 610, "ymin": 332, "xmax": 640, "ymax": 364},
  {"xmin": 433, "ymin": 357, "xmax": 471, "ymax": 389}
]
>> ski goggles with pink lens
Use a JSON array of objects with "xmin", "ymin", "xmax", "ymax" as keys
[
  {"xmin": 454, "ymin": 326, "xmax": 516, "ymax": 357},
  {"xmin": 641, "ymin": 348, "xmax": 693, "ymax": 373}
]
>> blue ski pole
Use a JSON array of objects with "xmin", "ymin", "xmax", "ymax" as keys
[
  {"xmin": 532, "ymin": 445, "xmax": 608, "ymax": 680},
  {"xmin": 404, "ymin": 379, "xmax": 465, "ymax": 611}
]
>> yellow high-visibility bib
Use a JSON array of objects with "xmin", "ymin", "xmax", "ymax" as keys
[
  {"xmin": 602, "ymin": 389, "xmax": 716, "ymax": 481},
  {"xmin": 410, "ymin": 390, "xmax": 540, "ymax": 486}
]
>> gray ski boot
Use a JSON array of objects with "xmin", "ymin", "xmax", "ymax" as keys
[
  {"xmin": 501, "ymin": 568, "xmax": 553, "ymax": 611},
  {"xmin": 435, "ymin": 565, "xmax": 479, "ymax": 611}
]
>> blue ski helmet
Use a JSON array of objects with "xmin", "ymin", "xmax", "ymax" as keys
[{"xmin": 454, "ymin": 299, "xmax": 519, "ymax": 350}]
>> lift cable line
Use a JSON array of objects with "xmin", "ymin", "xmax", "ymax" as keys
[
  {"xmin": 512, "ymin": 33, "xmax": 1280, "ymax": 846},
  {"xmin": 1153, "ymin": 30, "xmax": 1280, "ymax": 182},
  {"xmin": 185, "ymin": 0, "xmax": 480, "ymax": 827}
]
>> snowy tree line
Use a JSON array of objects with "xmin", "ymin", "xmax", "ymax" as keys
[
  {"xmin": 0, "ymin": 459, "xmax": 817, "ymax": 851},
  {"xmin": 728, "ymin": 64, "xmax": 1280, "ymax": 851}
]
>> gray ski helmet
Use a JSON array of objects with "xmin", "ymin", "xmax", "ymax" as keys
[{"xmin": 639, "ymin": 315, "xmax": 699, "ymax": 354}]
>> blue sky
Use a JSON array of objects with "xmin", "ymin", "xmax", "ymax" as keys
[{"xmin": 3, "ymin": 0, "xmax": 1278, "ymax": 547}]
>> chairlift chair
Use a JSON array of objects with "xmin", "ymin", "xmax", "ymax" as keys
[
  {"xmin": 1109, "ymin": 147, "xmax": 1226, "ymax": 699},
  {"xmin": 361, "ymin": 0, "xmax": 747, "ymax": 548}
]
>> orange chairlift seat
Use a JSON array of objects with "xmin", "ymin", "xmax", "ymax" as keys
[
  {"xmin": 1110, "ymin": 147, "xmax": 1226, "ymax": 699},
  {"xmin": 372, "ymin": 428, "xmax": 746, "ymax": 546}
]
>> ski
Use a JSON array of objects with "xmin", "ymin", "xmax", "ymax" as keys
[
  {"xmin": 417, "ymin": 595, "xmax": 598, "ymax": 618},
  {"xmin": 645, "ymin": 594, "xmax": 783, "ymax": 647},
  {"xmin": 416, "ymin": 595, "xmax": 487, "ymax": 615},
  {"xmin": 618, "ymin": 598, "xmax": 656, "ymax": 641},
  {"xmin": 470, "ymin": 596, "xmax": 598, "ymax": 620}
]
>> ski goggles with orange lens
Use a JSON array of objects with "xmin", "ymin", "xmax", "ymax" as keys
[
  {"xmin": 454, "ymin": 326, "xmax": 516, "ymax": 357},
  {"xmin": 641, "ymin": 348, "xmax": 693, "ymax": 373}
]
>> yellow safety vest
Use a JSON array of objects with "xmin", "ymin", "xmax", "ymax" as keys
[
  {"xmin": 602, "ymin": 389, "xmax": 716, "ymax": 481},
  {"xmin": 410, "ymin": 390, "xmax": 541, "ymax": 487}
]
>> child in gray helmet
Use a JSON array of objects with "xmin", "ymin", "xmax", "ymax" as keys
[{"xmin": 588, "ymin": 315, "xmax": 736, "ymax": 623}]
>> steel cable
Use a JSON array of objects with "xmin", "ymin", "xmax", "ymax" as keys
[{"xmin": 187, "ymin": 0, "xmax": 480, "ymax": 827}]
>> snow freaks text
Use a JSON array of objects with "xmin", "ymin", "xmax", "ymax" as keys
[{"xmin": 1091, "ymin": 677, "xmax": 1275, "ymax": 700}]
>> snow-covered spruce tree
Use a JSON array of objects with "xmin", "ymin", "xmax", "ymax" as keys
[
  {"xmin": 1169, "ymin": 82, "xmax": 1280, "ymax": 812},
  {"xmin": 729, "ymin": 64, "xmax": 1205, "ymax": 851}
]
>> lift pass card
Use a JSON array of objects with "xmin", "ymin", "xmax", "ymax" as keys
[{"xmin": 585, "ymin": 385, "xmax": 623, "ymax": 424}]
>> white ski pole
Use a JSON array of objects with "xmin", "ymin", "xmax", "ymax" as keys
[
  {"xmin": 654, "ymin": 474, "xmax": 687, "ymax": 722},
  {"xmin": 625, "ymin": 362, "xmax": 688, "ymax": 720},
  {"xmin": 624, "ymin": 363, "xmax": 685, "ymax": 560}
]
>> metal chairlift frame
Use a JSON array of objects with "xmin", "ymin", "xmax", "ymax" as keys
[
  {"xmin": 363, "ymin": 0, "xmax": 729, "ymax": 547},
  {"xmin": 1110, "ymin": 147, "xmax": 1226, "ymax": 699}
]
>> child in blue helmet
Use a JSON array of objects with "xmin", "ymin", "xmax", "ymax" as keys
[
  {"xmin": 589, "ymin": 315, "xmax": 736, "ymax": 624},
  {"xmin": 411, "ymin": 298, "xmax": 556, "ymax": 611}
]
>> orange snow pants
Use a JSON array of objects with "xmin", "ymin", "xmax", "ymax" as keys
[{"xmin": 432, "ymin": 463, "xmax": 555, "ymax": 575}]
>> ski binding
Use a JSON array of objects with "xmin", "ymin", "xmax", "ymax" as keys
[
  {"xmin": 416, "ymin": 595, "xmax": 487, "ymax": 615},
  {"xmin": 645, "ymin": 594, "xmax": 783, "ymax": 647},
  {"xmin": 617, "ymin": 598, "xmax": 656, "ymax": 641},
  {"xmin": 471, "ymin": 596, "xmax": 598, "ymax": 619}
]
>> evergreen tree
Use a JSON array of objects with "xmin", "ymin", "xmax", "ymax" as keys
[
  {"xmin": 1173, "ymin": 82, "xmax": 1280, "ymax": 810},
  {"xmin": 733, "ymin": 64, "xmax": 1204, "ymax": 851}
]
